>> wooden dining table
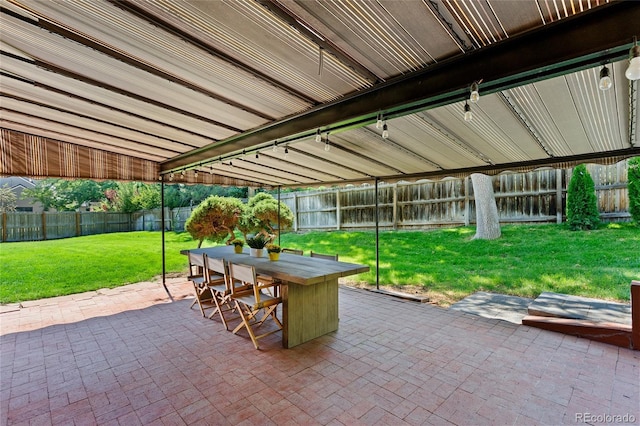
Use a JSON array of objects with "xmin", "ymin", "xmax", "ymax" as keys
[{"xmin": 182, "ymin": 246, "xmax": 370, "ymax": 348}]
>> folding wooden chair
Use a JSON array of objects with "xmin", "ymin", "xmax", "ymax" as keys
[
  {"xmin": 203, "ymin": 255, "xmax": 237, "ymax": 330},
  {"xmin": 310, "ymin": 251, "xmax": 338, "ymax": 261},
  {"xmin": 228, "ymin": 263, "xmax": 283, "ymax": 349},
  {"xmin": 188, "ymin": 252, "xmax": 216, "ymax": 317},
  {"xmin": 282, "ymin": 248, "xmax": 303, "ymax": 255}
]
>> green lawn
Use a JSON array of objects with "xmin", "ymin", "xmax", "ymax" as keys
[{"xmin": 0, "ymin": 223, "xmax": 638, "ymax": 305}]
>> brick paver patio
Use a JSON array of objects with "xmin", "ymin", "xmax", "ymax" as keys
[{"xmin": 1, "ymin": 279, "xmax": 638, "ymax": 425}]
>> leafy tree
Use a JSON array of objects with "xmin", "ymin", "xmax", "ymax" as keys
[
  {"xmin": 243, "ymin": 192, "xmax": 294, "ymax": 240},
  {"xmin": 163, "ymin": 184, "xmax": 247, "ymax": 209},
  {"xmin": 566, "ymin": 164, "xmax": 600, "ymax": 230},
  {"xmin": 21, "ymin": 178, "xmax": 60, "ymax": 211},
  {"xmin": 0, "ymin": 185, "xmax": 17, "ymax": 212},
  {"xmin": 108, "ymin": 182, "xmax": 140, "ymax": 213},
  {"xmin": 22, "ymin": 178, "xmax": 113, "ymax": 211},
  {"xmin": 185, "ymin": 196, "xmax": 246, "ymax": 247},
  {"xmin": 132, "ymin": 184, "xmax": 161, "ymax": 210},
  {"xmin": 628, "ymin": 157, "xmax": 640, "ymax": 224}
]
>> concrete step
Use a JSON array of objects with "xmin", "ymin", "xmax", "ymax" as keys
[{"xmin": 527, "ymin": 291, "xmax": 631, "ymax": 325}]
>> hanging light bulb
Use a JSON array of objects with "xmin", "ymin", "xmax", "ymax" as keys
[
  {"xmin": 315, "ymin": 129, "xmax": 322, "ymax": 143},
  {"xmin": 382, "ymin": 123, "xmax": 389, "ymax": 139},
  {"xmin": 169, "ymin": 172, "xmax": 174, "ymax": 181},
  {"xmin": 255, "ymin": 152, "xmax": 260, "ymax": 159},
  {"xmin": 376, "ymin": 113, "xmax": 383, "ymax": 129},
  {"xmin": 241, "ymin": 150, "xmax": 246, "ymax": 160},
  {"xmin": 469, "ymin": 82, "xmax": 480, "ymax": 103},
  {"xmin": 324, "ymin": 133, "xmax": 330, "ymax": 151},
  {"xmin": 180, "ymin": 170, "xmax": 185, "ymax": 179},
  {"xmin": 284, "ymin": 146, "xmax": 289, "ymax": 159},
  {"xmin": 464, "ymin": 101, "xmax": 473, "ymax": 122},
  {"xmin": 229, "ymin": 160, "xmax": 233, "ymax": 167},
  {"xmin": 272, "ymin": 141, "xmax": 278, "ymax": 152},
  {"xmin": 194, "ymin": 169, "xmax": 198, "ymax": 178},
  {"xmin": 625, "ymin": 40, "xmax": 640, "ymax": 80},
  {"xmin": 599, "ymin": 65, "xmax": 612, "ymax": 91},
  {"xmin": 209, "ymin": 166, "xmax": 214, "ymax": 175}
]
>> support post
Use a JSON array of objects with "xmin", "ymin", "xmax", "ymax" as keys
[
  {"xmin": 293, "ymin": 193, "xmax": 298, "ymax": 232},
  {"xmin": 277, "ymin": 186, "xmax": 281, "ymax": 246},
  {"xmin": 632, "ymin": 280, "xmax": 640, "ymax": 350},
  {"xmin": 336, "ymin": 188, "xmax": 341, "ymax": 230},
  {"xmin": 375, "ymin": 177, "xmax": 380, "ymax": 290},
  {"xmin": 160, "ymin": 179, "xmax": 173, "ymax": 301},
  {"xmin": 464, "ymin": 176, "xmax": 470, "ymax": 226}
]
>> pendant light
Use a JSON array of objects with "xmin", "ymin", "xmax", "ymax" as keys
[
  {"xmin": 599, "ymin": 65, "xmax": 612, "ymax": 90},
  {"xmin": 315, "ymin": 129, "xmax": 322, "ymax": 143},
  {"xmin": 626, "ymin": 38, "xmax": 640, "ymax": 80},
  {"xmin": 469, "ymin": 82, "xmax": 480, "ymax": 103},
  {"xmin": 464, "ymin": 101, "xmax": 473, "ymax": 122},
  {"xmin": 382, "ymin": 123, "xmax": 389, "ymax": 139},
  {"xmin": 324, "ymin": 133, "xmax": 330, "ymax": 151},
  {"xmin": 376, "ymin": 113, "xmax": 383, "ymax": 129},
  {"xmin": 284, "ymin": 146, "xmax": 289, "ymax": 159}
]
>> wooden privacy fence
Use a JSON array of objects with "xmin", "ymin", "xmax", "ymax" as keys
[
  {"xmin": 280, "ymin": 163, "xmax": 631, "ymax": 231},
  {"xmin": 0, "ymin": 162, "xmax": 632, "ymax": 242}
]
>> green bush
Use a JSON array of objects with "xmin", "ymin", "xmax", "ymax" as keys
[
  {"xmin": 566, "ymin": 164, "xmax": 600, "ymax": 230},
  {"xmin": 185, "ymin": 196, "xmax": 245, "ymax": 246},
  {"xmin": 628, "ymin": 157, "xmax": 640, "ymax": 224}
]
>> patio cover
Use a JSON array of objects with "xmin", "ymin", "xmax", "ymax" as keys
[{"xmin": 1, "ymin": 0, "xmax": 639, "ymax": 188}]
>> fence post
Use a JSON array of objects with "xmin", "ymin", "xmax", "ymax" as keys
[
  {"xmin": 2, "ymin": 212, "xmax": 6, "ymax": 242},
  {"xmin": 76, "ymin": 212, "xmax": 81, "ymax": 236},
  {"xmin": 393, "ymin": 183, "xmax": 398, "ymax": 230},
  {"xmin": 556, "ymin": 169, "xmax": 563, "ymax": 224},
  {"xmin": 41, "ymin": 212, "xmax": 47, "ymax": 241},
  {"xmin": 336, "ymin": 188, "xmax": 341, "ymax": 230}
]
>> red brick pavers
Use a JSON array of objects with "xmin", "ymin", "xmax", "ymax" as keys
[{"xmin": 1, "ymin": 280, "xmax": 638, "ymax": 425}]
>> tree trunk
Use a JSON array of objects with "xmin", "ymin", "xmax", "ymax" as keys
[{"xmin": 470, "ymin": 173, "xmax": 501, "ymax": 240}]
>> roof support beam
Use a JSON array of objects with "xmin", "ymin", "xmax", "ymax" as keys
[{"xmin": 161, "ymin": 1, "xmax": 640, "ymax": 173}]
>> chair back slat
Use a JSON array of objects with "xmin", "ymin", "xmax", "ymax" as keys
[
  {"xmin": 310, "ymin": 251, "xmax": 338, "ymax": 261},
  {"xmin": 282, "ymin": 248, "xmax": 303, "ymax": 255}
]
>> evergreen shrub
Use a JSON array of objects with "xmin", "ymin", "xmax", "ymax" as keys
[{"xmin": 566, "ymin": 164, "xmax": 600, "ymax": 230}]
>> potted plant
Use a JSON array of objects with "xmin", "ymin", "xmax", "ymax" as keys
[
  {"xmin": 266, "ymin": 244, "xmax": 282, "ymax": 261},
  {"xmin": 246, "ymin": 234, "xmax": 268, "ymax": 257},
  {"xmin": 231, "ymin": 239, "xmax": 244, "ymax": 254}
]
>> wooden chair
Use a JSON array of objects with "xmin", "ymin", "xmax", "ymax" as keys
[
  {"xmin": 282, "ymin": 248, "xmax": 303, "ymax": 255},
  {"xmin": 203, "ymin": 255, "xmax": 237, "ymax": 330},
  {"xmin": 228, "ymin": 263, "xmax": 283, "ymax": 349},
  {"xmin": 188, "ymin": 252, "xmax": 216, "ymax": 317},
  {"xmin": 310, "ymin": 251, "xmax": 338, "ymax": 261}
]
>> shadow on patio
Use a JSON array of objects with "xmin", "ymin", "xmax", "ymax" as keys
[{"xmin": 1, "ymin": 279, "xmax": 638, "ymax": 425}]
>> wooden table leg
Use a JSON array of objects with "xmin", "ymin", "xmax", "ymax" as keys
[{"xmin": 281, "ymin": 278, "xmax": 339, "ymax": 349}]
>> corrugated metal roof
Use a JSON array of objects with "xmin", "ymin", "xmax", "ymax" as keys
[{"xmin": 1, "ymin": 0, "xmax": 638, "ymax": 186}]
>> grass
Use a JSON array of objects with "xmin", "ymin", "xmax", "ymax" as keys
[{"xmin": 0, "ymin": 223, "xmax": 638, "ymax": 306}]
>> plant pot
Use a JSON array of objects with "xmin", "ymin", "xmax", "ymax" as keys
[
  {"xmin": 234, "ymin": 245, "xmax": 243, "ymax": 254},
  {"xmin": 268, "ymin": 252, "xmax": 280, "ymax": 261},
  {"xmin": 250, "ymin": 248, "xmax": 264, "ymax": 258}
]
